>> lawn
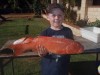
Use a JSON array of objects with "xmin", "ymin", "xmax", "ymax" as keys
[
  {"xmin": 0, "ymin": 17, "xmax": 97, "ymax": 75},
  {"xmin": 0, "ymin": 18, "xmax": 49, "ymax": 48}
]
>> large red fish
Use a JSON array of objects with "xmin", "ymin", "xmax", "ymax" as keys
[{"xmin": 1, "ymin": 36, "xmax": 84, "ymax": 56}]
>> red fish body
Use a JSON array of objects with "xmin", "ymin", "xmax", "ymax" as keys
[{"xmin": 8, "ymin": 36, "xmax": 84, "ymax": 56}]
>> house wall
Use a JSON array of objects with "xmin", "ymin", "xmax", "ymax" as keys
[
  {"xmin": 80, "ymin": 0, "xmax": 92, "ymax": 20},
  {"xmin": 88, "ymin": 7, "xmax": 100, "ymax": 22},
  {"xmin": 80, "ymin": 0, "xmax": 100, "ymax": 22}
]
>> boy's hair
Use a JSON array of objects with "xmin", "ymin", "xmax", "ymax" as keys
[{"xmin": 46, "ymin": 3, "xmax": 65, "ymax": 13}]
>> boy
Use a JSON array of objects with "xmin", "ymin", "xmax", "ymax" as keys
[{"xmin": 38, "ymin": 3, "xmax": 73, "ymax": 75}]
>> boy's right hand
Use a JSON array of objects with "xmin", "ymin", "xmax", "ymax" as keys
[{"xmin": 37, "ymin": 45, "xmax": 48, "ymax": 57}]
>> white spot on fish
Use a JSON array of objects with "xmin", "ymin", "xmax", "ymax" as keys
[{"xmin": 13, "ymin": 38, "xmax": 24, "ymax": 45}]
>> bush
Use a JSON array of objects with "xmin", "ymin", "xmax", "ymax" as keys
[
  {"xmin": 87, "ymin": 19, "xmax": 100, "ymax": 27},
  {"xmin": 75, "ymin": 19, "xmax": 88, "ymax": 27}
]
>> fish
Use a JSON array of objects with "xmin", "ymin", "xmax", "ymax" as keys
[{"xmin": 1, "ymin": 36, "xmax": 84, "ymax": 56}]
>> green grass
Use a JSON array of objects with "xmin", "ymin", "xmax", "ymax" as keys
[
  {"xmin": 0, "ymin": 18, "xmax": 97, "ymax": 75},
  {"xmin": 3, "ymin": 57, "xmax": 41, "ymax": 75},
  {"xmin": 0, "ymin": 18, "xmax": 49, "ymax": 48}
]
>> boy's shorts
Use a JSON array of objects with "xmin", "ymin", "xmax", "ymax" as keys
[{"xmin": 40, "ymin": 54, "xmax": 70, "ymax": 75}]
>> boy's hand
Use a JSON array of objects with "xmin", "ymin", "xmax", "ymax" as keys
[{"xmin": 37, "ymin": 45, "xmax": 48, "ymax": 57}]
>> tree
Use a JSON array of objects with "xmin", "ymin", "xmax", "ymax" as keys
[
  {"xmin": 33, "ymin": 0, "xmax": 41, "ymax": 16},
  {"xmin": 62, "ymin": 0, "xmax": 77, "ymax": 22}
]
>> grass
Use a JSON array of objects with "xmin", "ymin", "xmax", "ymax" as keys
[
  {"xmin": 4, "ymin": 57, "xmax": 41, "ymax": 75},
  {"xmin": 0, "ymin": 17, "xmax": 97, "ymax": 75},
  {"xmin": 0, "ymin": 18, "xmax": 49, "ymax": 48}
]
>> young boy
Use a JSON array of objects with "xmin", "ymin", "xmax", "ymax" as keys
[{"xmin": 38, "ymin": 3, "xmax": 73, "ymax": 75}]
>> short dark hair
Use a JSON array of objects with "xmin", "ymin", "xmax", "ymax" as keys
[{"xmin": 46, "ymin": 3, "xmax": 65, "ymax": 13}]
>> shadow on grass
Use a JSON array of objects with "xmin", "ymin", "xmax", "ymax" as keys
[
  {"xmin": 0, "ymin": 20, "xmax": 13, "ymax": 25},
  {"xmin": 69, "ymin": 61, "xmax": 98, "ymax": 75}
]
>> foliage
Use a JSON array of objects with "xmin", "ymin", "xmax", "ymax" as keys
[
  {"xmin": 87, "ymin": 19, "xmax": 100, "ymax": 27},
  {"xmin": 33, "ymin": 0, "xmax": 42, "ymax": 15},
  {"xmin": 33, "ymin": 0, "xmax": 51, "ymax": 16},
  {"xmin": 76, "ymin": 19, "xmax": 88, "ymax": 27},
  {"xmin": 0, "ymin": 0, "xmax": 34, "ymax": 13},
  {"xmin": 65, "ymin": 8, "xmax": 77, "ymax": 23},
  {"xmin": 62, "ymin": 0, "xmax": 77, "ymax": 23},
  {"xmin": 0, "ymin": 0, "xmax": 49, "ymax": 14},
  {"xmin": 75, "ymin": 19, "xmax": 100, "ymax": 28}
]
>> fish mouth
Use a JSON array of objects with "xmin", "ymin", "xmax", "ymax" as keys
[{"xmin": 0, "ymin": 48, "xmax": 14, "ymax": 54}]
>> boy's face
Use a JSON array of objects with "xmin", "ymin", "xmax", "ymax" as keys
[{"xmin": 47, "ymin": 8, "xmax": 64, "ymax": 28}]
